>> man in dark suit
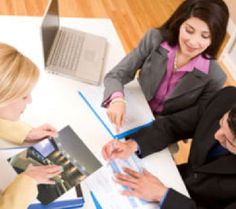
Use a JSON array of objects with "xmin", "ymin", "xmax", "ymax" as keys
[{"xmin": 102, "ymin": 86, "xmax": 236, "ymax": 209}]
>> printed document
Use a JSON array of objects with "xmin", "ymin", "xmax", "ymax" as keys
[{"xmin": 85, "ymin": 154, "xmax": 159, "ymax": 209}]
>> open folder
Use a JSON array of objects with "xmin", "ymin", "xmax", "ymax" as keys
[{"xmin": 78, "ymin": 80, "xmax": 154, "ymax": 139}]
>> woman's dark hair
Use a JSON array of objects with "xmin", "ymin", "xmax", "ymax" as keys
[
  {"xmin": 159, "ymin": 0, "xmax": 229, "ymax": 59},
  {"xmin": 228, "ymin": 104, "xmax": 236, "ymax": 138}
]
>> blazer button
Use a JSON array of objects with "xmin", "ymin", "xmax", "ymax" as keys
[{"xmin": 193, "ymin": 173, "xmax": 198, "ymax": 179}]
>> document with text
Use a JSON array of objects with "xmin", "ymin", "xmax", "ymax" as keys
[{"xmin": 85, "ymin": 154, "xmax": 159, "ymax": 209}]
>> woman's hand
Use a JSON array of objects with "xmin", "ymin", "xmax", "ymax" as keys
[
  {"xmin": 102, "ymin": 139, "xmax": 138, "ymax": 160},
  {"xmin": 115, "ymin": 168, "xmax": 168, "ymax": 202},
  {"xmin": 25, "ymin": 124, "xmax": 57, "ymax": 142},
  {"xmin": 23, "ymin": 164, "xmax": 62, "ymax": 185},
  {"xmin": 107, "ymin": 98, "xmax": 126, "ymax": 133}
]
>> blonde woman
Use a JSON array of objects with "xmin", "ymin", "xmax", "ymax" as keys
[
  {"xmin": 0, "ymin": 43, "xmax": 61, "ymax": 209},
  {"xmin": 0, "ymin": 43, "xmax": 57, "ymax": 144}
]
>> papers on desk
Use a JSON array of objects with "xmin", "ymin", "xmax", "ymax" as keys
[
  {"xmin": 85, "ymin": 154, "xmax": 159, "ymax": 209},
  {"xmin": 78, "ymin": 80, "xmax": 154, "ymax": 139}
]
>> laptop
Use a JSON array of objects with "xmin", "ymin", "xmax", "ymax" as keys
[{"xmin": 41, "ymin": 0, "xmax": 107, "ymax": 85}]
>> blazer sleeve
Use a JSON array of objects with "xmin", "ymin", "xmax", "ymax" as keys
[
  {"xmin": 129, "ymin": 104, "xmax": 204, "ymax": 158},
  {"xmin": 162, "ymin": 188, "xmax": 236, "ymax": 209},
  {"xmin": 0, "ymin": 175, "xmax": 38, "ymax": 209},
  {"xmin": 0, "ymin": 119, "xmax": 32, "ymax": 145},
  {"xmin": 102, "ymin": 28, "xmax": 162, "ymax": 104}
]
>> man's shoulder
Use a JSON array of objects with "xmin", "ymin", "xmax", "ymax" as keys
[
  {"xmin": 216, "ymin": 86, "xmax": 236, "ymax": 98},
  {"xmin": 206, "ymin": 86, "xmax": 236, "ymax": 111}
]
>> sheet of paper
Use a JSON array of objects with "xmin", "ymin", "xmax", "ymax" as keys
[
  {"xmin": 85, "ymin": 154, "xmax": 159, "ymax": 209},
  {"xmin": 78, "ymin": 79, "xmax": 154, "ymax": 139}
]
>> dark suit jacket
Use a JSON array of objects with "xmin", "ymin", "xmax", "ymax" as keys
[
  {"xmin": 129, "ymin": 87, "xmax": 236, "ymax": 209},
  {"xmin": 103, "ymin": 29, "xmax": 226, "ymax": 115}
]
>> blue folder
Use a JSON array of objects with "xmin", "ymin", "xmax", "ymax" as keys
[{"xmin": 28, "ymin": 198, "xmax": 84, "ymax": 209}]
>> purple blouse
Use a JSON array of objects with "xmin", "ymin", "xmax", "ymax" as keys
[{"xmin": 149, "ymin": 41, "xmax": 210, "ymax": 114}]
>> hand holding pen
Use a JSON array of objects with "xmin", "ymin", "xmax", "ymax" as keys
[{"xmin": 102, "ymin": 139, "xmax": 139, "ymax": 160}]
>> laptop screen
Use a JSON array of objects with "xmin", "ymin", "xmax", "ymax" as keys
[{"xmin": 41, "ymin": 0, "xmax": 59, "ymax": 65}]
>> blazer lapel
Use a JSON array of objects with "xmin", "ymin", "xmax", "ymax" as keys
[
  {"xmin": 145, "ymin": 48, "xmax": 168, "ymax": 100},
  {"xmin": 166, "ymin": 69, "xmax": 209, "ymax": 101},
  {"xmin": 190, "ymin": 121, "xmax": 220, "ymax": 168}
]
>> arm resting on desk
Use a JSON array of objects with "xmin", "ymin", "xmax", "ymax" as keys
[
  {"xmin": 128, "ymin": 105, "xmax": 203, "ymax": 158},
  {"xmin": 161, "ymin": 188, "xmax": 236, "ymax": 209}
]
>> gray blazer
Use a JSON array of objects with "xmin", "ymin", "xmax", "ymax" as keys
[{"xmin": 103, "ymin": 28, "xmax": 226, "ymax": 115}]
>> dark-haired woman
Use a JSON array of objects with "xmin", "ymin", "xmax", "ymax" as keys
[{"xmin": 102, "ymin": 0, "xmax": 229, "ymax": 132}]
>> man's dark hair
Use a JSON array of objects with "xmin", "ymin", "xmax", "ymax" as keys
[
  {"xmin": 159, "ymin": 0, "xmax": 229, "ymax": 59},
  {"xmin": 228, "ymin": 104, "xmax": 236, "ymax": 137}
]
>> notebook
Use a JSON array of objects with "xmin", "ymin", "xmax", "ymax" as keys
[
  {"xmin": 7, "ymin": 126, "xmax": 102, "ymax": 205},
  {"xmin": 41, "ymin": 0, "xmax": 107, "ymax": 85}
]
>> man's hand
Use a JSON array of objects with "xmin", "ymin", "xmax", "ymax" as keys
[
  {"xmin": 25, "ymin": 124, "xmax": 57, "ymax": 142},
  {"xmin": 102, "ymin": 139, "xmax": 138, "ymax": 160},
  {"xmin": 115, "ymin": 168, "xmax": 168, "ymax": 202}
]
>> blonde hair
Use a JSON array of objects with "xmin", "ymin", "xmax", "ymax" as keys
[{"xmin": 0, "ymin": 43, "xmax": 39, "ymax": 107}]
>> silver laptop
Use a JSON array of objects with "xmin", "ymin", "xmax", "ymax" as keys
[{"xmin": 41, "ymin": 0, "xmax": 107, "ymax": 85}]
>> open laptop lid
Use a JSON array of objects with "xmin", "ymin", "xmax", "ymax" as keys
[{"xmin": 41, "ymin": 0, "xmax": 59, "ymax": 65}]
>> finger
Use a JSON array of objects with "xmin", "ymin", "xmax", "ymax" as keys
[
  {"xmin": 115, "ymin": 114, "xmax": 122, "ymax": 133},
  {"xmin": 102, "ymin": 145, "xmax": 111, "ymax": 160},
  {"xmin": 120, "ymin": 113, "xmax": 125, "ymax": 128},
  {"xmin": 44, "ymin": 165, "xmax": 62, "ymax": 173},
  {"xmin": 102, "ymin": 141, "xmax": 115, "ymax": 160},
  {"xmin": 40, "ymin": 130, "xmax": 57, "ymax": 138},
  {"xmin": 107, "ymin": 110, "xmax": 113, "ymax": 123},
  {"xmin": 123, "ymin": 167, "xmax": 143, "ymax": 178},
  {"xmin": 121, "ymin": 190, "xmax": 142, "ymax": 199},
  {"xmin": 108, "ymin": 108, "xmax": 116, "ymax": 125},
  {"xmin": 115, "ymin": 177, "xmax": 139, "ymax": 190},
  {"xmin": 115, "ymin": 124, "xmax": 120, "ymax": 134},
  {"xmin": 143, "ymin": 169, "xmax": 152, "ymax": 176},
  {"xmin": 46, "ymin": 171, "xmax": 61, "ymax": 179},
  {"xmin": 115, "ymin": 173, "xmax": 139, "ymax": 184},
  {"xmin": 27, "ymin": 163, "xmax": 34, "ymax": 169},
  {"xmin": 41, "ymin": 124, "xmax": 57, "ymax": 132},
  {"xmin": 41, "ymin": 179, "xmax": 57, "ymax": 185}
]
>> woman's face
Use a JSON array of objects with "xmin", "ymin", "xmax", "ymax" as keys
[
  {"xmin": 178, "ymin": 17, "xmax": 211, "ymax": 59},
  {"xmin": 0, "ymin": 92, "xmax": 32, "ymax": 121}
]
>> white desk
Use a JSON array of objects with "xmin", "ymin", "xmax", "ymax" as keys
[{"xmin": 0, "ymin": 16, "xmax": 189, "ymax": 208}]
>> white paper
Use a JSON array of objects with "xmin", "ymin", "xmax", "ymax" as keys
[
  {"xmin": 85, "ymin": 154, "xmax": 159, "ymax": 209},
  {"xmin": 78, "ymin": 80, "xmax": 154, "ymax": 138}
]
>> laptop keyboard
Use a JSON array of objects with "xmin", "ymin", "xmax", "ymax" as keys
[{"xmin": 51, "ymin": 30, "xmax": 85, "ymax": 72}]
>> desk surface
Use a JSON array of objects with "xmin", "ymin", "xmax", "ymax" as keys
[{"xmin": 0, "ymin": 16, "xmax": 188, "ymax": 208}]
